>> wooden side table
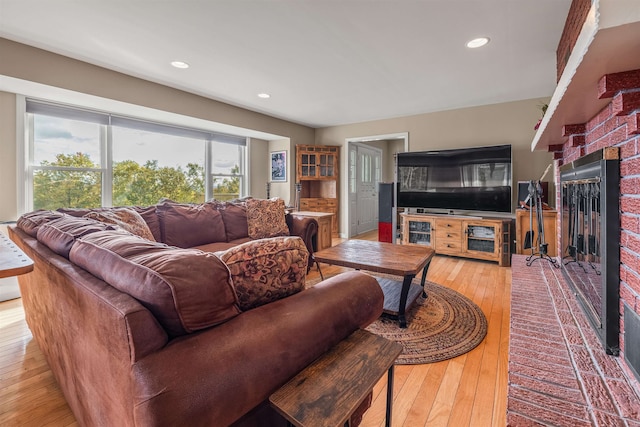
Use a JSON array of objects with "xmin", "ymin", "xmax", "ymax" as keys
[
  {"xmin": 270, "ymin": 329, "xmax": 402, "ymax": 427},
  {"xmin": 0, "ymin": 231, "xmax": 34, "ymax": 279},
  {"xmin": 291, "ymin": 211, "xmax": 334, "ymax": 251}
]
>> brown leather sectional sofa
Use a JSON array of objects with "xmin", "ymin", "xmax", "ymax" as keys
[
  {"xmin": 9, "ymin": 201, "xmax": 384, "ymax": 426},
  {"xmin": 57, "ymin": 198, "xmax": 320, "ymax": 271}
]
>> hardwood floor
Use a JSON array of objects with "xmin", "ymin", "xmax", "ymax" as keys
[
  {"xmin": 324, "ymin": 231, "xmax": 510, "ymax": 427},
  {"xmin": 0, "ymin": 230, "xmax": 510, "ymax": 426}
]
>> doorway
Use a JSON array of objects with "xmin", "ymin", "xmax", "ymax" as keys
[
  {"xmin": 348, "ymin": 143, "xmax": 382, "ymax": 236},
  {"xmin": 346, "ymin": 133, "xmax": 409, "ymax": 238}
]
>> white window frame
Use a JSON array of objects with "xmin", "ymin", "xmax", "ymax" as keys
[{"xmin": 20, "ymin": 98, "xmax": 248, "ymax": 212}]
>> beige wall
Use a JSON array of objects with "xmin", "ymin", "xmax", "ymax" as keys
[
  {"xmin": 0, "ymin": 91, "xmax": 18, "ymax": 222},
  {"xmin": 0, "ymin": 38, "xmax": 315, "ymax": 218},
  {"xmin": 248, "ymin": 138, "xmax": 269, "ymax": 199},
  {"xmin": 0, "ymin": 38, "xmax": 315, "ymax": 143},
  {"xmin": 315, "ymin": 98, "xmax": 554, "ymax": 235},
  {"xmin": 266, "ymin": 139, "xmax": 294, "ymax": 205},
  {"xmin": 1, "ymin": 37, "xmax": 555, "ymax": 235}
]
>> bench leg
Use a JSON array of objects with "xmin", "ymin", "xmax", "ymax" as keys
[{"xmin": 385, "ymin": 365, "xmax": 395, "ymax": 427}]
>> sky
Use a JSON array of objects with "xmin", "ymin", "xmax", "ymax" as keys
[{"xmin": 33, "ymin": 115, "xmax": 240, "ymax": 174}]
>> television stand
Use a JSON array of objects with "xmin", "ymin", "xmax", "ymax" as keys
[{"xmin": 400, "ymin": 213, "xmax": 512, "ymax": 266}]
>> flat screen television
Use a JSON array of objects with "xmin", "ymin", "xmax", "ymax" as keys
[{"xmin": 396, "ymin": 144, "xmax": 512, "ymax": 213}]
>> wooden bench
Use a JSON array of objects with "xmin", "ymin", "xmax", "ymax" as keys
[{"xmin": 269, "ymin": 329, "xmax": 402, "ymax": 427}]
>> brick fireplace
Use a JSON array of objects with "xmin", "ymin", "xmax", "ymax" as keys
[
  {"xmin": 508, "ymin": 2, "xmax": 640, "ymax": 424},
  {"xmin": 508, "ymin": 69, "xmax": 640, "ymax": 426},
  {"xmin": 554, "ymin": 68, "xmax": 640, "ymax": 382}
]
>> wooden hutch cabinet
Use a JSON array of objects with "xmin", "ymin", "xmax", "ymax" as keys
[
  {"xmin": 296, "ymin": 145, "xmax": 339, "ymax": 235},
  {"xmin": 401, "ymin": 213, "xmax": 511, "ymax": 266}
]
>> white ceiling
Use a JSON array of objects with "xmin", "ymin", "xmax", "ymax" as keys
[{"xmin": 0, "ymin": 0, "xmax": 571, "ymax": 128}]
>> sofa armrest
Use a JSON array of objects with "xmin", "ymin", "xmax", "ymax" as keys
[
  {"xmin": 131, "ymin": 271, "xmax": 383, "ymax": 427},
  {"xmin": 285, "ymin": 214, "xmax": 318, "ymax": 271}
]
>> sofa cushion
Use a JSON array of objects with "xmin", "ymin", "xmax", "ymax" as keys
[
  {"xmin": 16, "ymin": 210, "xmax": 65, "ymax": 237},
  {"xmin": 156, "ymin": 201, "xmax": 227, "ymax": 248},
  {"xmin": 217, "ymin": 236, "xmax": 308, "ymax": 311},
  {"xmin": 245, "ymin": 198, "xmax": 289, "ymax": 240},
  {"xmin": 192, "ymin": 238, "xmax": 252, "ymax": 254},
  {"xmin": 55, "ymin": 207, "xmax": 93, "ymax": 217},
  {"xmin": 36, "ymin": 215, "xmax": 117, "ymax": 258},
  {"xmin": 218, "ymin": 201, "xmax": 249, "ymax": 241},
  {"xmin": 84, "ymin": 208, "xmax": 156, "ymax": 241},
  {"xmin": 69, "ymin": 230, "xmax": 241, "ymax": 337}
]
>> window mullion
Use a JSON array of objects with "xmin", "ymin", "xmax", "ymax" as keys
[
  {"xmin": 24, "ymin": 111, "xmax": 34, "ymax": 213},
  {"xmin": 103, "ymin": 123, "xmax": 113, "ymax": 206},
  {"xmin": 205, "ymin": 139, "xmax": 212, "ymax": 201},
  {"xmin": 238, "ymin": 138, "xmax": 251, "ymax": 197}
]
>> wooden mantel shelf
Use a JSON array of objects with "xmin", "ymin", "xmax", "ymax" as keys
[{"xmin": 532, "ymin": 2, "xmax": 640, "ymax": 151}]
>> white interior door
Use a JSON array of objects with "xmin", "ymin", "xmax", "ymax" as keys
[{"xmin": 354, "ymin": 144, "xmax": 381, "ymax": 235}]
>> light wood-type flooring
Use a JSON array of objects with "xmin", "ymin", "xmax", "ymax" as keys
[{"xmin": 0, "ymin": 230, "xmax": 510, "ymax": 426}]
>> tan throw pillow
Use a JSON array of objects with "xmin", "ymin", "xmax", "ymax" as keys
[
  {"xmin": 245, "ymin": 198, "xmax": 289, "ymax": 239},
  {"xmin": 84, "ymin": 208, "xmax": 156, "ymax": 241}
]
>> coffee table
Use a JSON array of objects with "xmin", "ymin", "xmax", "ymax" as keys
[{"xmin": 313, "ymin": 240, "xmax": 435, "ymax": 328}]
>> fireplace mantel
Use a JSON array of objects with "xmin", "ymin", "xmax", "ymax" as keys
[{"xmin": 532, "ymin": 2, "xmax": 640, "ymax": 151}]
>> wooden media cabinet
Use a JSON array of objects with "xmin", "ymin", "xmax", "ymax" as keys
[{"xmin": 400, "ymin": 213, "xmax": 512, "ymax": 266}]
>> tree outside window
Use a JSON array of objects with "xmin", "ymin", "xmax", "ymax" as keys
[{"xmin": 29, "ymin": 106, "xmax": 246, "ymax": 210}]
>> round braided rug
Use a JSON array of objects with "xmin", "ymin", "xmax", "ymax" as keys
[{"xmin": 365, "ymin": 279, "xmax": 487, "ymax": 365}]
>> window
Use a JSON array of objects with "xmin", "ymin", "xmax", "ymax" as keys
[
  {"xmin": 349, "ymin": 149, "xmax": 356, "ymax": 193},
  {"xmin": 25, "ymin": 100, "xmax": 247, "ymax": 210},
  {"xmin": 111, "ymin": 126, "xmax": 206, "ymax": 206},
  {"xmin": 210, "ymin": 140, "xmax": 245, "ymax": 201},
  {"xmin": 29, "ymin": 108, "xmax": 106, "ymax": 210}
]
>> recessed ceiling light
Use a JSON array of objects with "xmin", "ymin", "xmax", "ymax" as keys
[
  {"xmin": 257, "ymin": 93, "xmax": 271, "ymax": 99},
  {"xmin": 170, "ymin": 61, "xmax": 190, "ymax": 69},
  {"xmin": 466, "ymin": 37, "xmax": 490, "ymax": 49}
]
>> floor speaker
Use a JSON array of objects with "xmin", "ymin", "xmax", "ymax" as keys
[{"xmin": 378, "ymin": 183, "xmax": 394, "ymax": 242}]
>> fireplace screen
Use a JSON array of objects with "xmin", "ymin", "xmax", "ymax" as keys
[
  {"xmin": 560, "ymin": 149, "xmax": 620, "ymax": 355},
  {"xmin": 562, "ymin": 180, "xmax": 603, "ymax": 318}
]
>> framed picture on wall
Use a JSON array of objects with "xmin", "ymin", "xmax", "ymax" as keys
[{"xmin": 271, "ymin": 150, "xmax": 287, "ymax": 182}]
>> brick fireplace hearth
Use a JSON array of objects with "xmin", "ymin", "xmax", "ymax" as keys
[
  {"xmin": 513, "ymin": 2, "xmax": 640, "ymax": 424},
  {"xmin": 508, "ymin": 255, "xmax": 640, "ymax": 426}
]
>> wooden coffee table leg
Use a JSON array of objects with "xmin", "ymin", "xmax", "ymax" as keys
[
  {"xmin": 419, "ymin": 258, "xmax": 432, "ymax": 298},
  {"xmin": 398, "ymin": 274, "xmax": 415, "ymax": 328}
]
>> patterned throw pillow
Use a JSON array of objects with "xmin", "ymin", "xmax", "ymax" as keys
[
  {"xmin": 245, "ymin": 198, "xmax": 290, "ymax": 239},
  {"xmin": 217, "ymin": 236, "xmax": 308, "ymax": 311},
  {"xmin": 84, "ymin": 208, "xmax": 156, "ymax": 241}
]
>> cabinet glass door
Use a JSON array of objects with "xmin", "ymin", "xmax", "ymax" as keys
[
  {"xmin": 301, "ymin": 154, "xmax": 316, "ymax": 177},
  {"xmin": 319, "ymin": 154, "xmax": 334, "ymax": 177},
  {"xmin": 408, "ymin": 220, "xmax": 433, "ymax": 246},
  {"xmin": 465, "ymin": 224, "xmax": 496, "ymax": 253}
]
